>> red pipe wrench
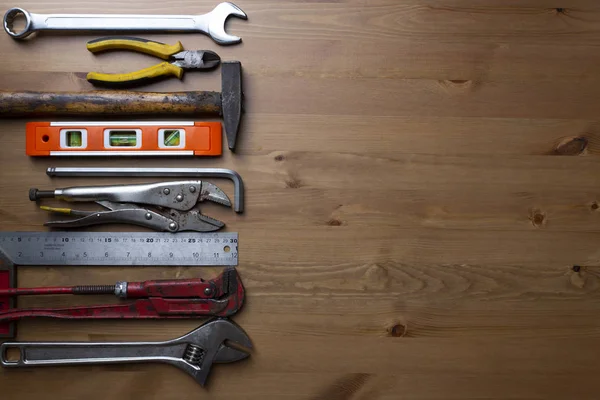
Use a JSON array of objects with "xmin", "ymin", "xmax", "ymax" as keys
[{"xmin": 0, "ymin": 268, "xmax": 244, "ymax": 328}]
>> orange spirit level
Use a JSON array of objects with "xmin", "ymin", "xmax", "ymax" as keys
[{"xmin": 26, "ymin": 121, "xmax": 222, "ymax": 157}]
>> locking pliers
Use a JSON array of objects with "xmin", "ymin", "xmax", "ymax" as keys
[{"xmin": 30, "ymin": 180, "xmax": 231, "ymax": 232}]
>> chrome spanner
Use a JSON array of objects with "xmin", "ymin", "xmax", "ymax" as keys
[
  {"xmin": 0, "ymin": 319, "xmax": 252, "ymax": 386},
  {"xmin": 3, "ymin": 2, "xmax": 247, "ymax": 44}
]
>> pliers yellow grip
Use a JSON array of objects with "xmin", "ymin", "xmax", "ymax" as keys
[{"xmin": 86, "ymin": 37, "xmax": 221, "ymax": 87}]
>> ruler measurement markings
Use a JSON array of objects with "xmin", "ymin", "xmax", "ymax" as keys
[{"xmin": 0, "ymin": 232, "xmax": 238, "ymax": 266}]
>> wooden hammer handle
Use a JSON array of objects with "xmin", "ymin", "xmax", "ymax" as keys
[{"xmin": 0, "ymin": 90, "xmax": 222, "ymax": 117}]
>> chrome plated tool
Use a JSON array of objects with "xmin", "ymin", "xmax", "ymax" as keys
[
  {"xmin": 47, "ymin": 167, "xmax": 245, "ymax": 213},
  {"xmin": 0, "ymin": 318, "xmax": 252, "ymax": 386},
  {"xmin": 3, "ymin": 2, "xmax": 247, "ymax": 44},
  {"xmin": 0, "ymin": 231, "xmax": 238, "ymax": 267},
  {"xmin": 30, "ymin": 180, "xmax": 232, "ymax": 232}
]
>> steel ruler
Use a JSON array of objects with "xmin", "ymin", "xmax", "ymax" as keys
[{"xmin": 0, "ymin": 232, "xmax": 238, "ymax": 266}]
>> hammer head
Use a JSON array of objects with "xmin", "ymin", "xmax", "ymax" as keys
[{"xmin": 221, "ymin": 61, "xmax": 244, "ymax": 152}]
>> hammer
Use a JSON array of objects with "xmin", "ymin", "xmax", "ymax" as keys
[{"xmin": 0, "ymin": 61, "xmax": 243, "ymax": 151}]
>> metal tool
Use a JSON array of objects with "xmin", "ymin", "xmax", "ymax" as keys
[
  {"xmin": 86, "ymin": 37, "xmax": 220, "ymax": 87},
  {"xmin": 0, "ymin": 231, "xmax": 238, "ymax": 267},
  {"xmin": 3, "ymin": 2, "xmax": 247, "ymax": 44},
  {"xmin": 1, "ymin": 318, "xmax": 252, "ymax": 386},
  {"xmin": 30, "ymin": 180, "xmax": 232, "ymax": 232},
  {"xmin": 0, "ymin": 231, "xmax": 239, "ymax": 337},
  {"xmin": 0, "ymin": 61, "xmax": 243, "ymax": 151},
  {"xmin": 47, "ymin": 167, "xmax": 245, "ymax": 213},
  {"xmin": 0, "ymin": 267, "xmax": 244, "ymax": 324}
]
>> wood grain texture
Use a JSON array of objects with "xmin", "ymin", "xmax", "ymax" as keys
[{"xmin": 1, "ymin": 0, "xmax": 600, "ymax": 398}]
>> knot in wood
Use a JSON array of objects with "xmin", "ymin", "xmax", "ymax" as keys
[
  {"xmin": 388, "ymin": 323, "xmax": 407, "ymax": 337},
  {"xmin": 553, "ymin": 136, "xmax": 587, "ymax": 156},
  {"xmin": 529, "ymin": 209, "xmax": 546, "ymax": 228}
]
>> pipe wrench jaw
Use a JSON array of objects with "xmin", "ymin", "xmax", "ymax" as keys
[
  {"xmin": 206, "ymin": 267, "xmax": 245, "ymax": 317},
  {"xmin": 140, "ymin": 268, "xmax": 244, "ymax": 317}
]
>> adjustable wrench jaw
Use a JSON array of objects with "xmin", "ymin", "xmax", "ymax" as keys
[{"xmin": 171, "ymin": 319, "xmax": 252, "ymax": 386}]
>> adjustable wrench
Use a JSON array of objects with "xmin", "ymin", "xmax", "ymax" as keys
[
  {"xmin": 1, "ymin": 319, "xmax": 252, "ymax": 386},
  {"xmin": 3, "ymin": 2, "xmax": 247, "ymax": 44}
]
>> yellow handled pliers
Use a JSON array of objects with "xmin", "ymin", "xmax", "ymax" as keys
[{"xmin": 86, "ymin": 37, "xmax": 221, "ymax": 87}]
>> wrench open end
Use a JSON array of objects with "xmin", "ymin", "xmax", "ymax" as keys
[{"xmin": 206, "ymin": 2, "xmax": 248, "ymax": 45}]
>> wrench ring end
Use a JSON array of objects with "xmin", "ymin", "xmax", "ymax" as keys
[
  {"xmin": 0, "ymin": 343, "xmax": 23, "ymax": 366},
  {"xmin": 3, "ymin": 7, "xmax": 33, "ymax": 39}
]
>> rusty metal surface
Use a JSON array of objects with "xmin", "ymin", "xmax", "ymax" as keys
[
  {"xmin": 0, "ymin": 90, "xmax": 222, "ymax": 116},
  {"xmin": 0, "ymin": 268, "xmax": 245, "ymax": 328},
  {"xmin": 221, "ymin": 61, "xmax": 243, "ymax": 151}
]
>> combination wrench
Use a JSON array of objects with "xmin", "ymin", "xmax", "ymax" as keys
[
  {"xmin": 3, "ymin": 2, "xmax": 247, "ymax": 45},
  {"xmin": 0, "ymin": 319, "xmax": 252, "ymax": 386}
]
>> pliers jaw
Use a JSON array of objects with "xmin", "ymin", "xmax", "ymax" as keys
[
  {"xmin": 167, "ymin": 209, "xmax": 225, "ymax": 232},
  {"xmin": 199, "ymin": 181, "xmax": 232, "ymax": 207},
  {"xmin": 171, "ymin": 50, "xmax": 221, "ymax": 70}
]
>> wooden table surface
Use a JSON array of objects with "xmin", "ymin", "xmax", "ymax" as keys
[{"xmin": 1, "ymin": 0, "xmax": 600, "ymax": 398}]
